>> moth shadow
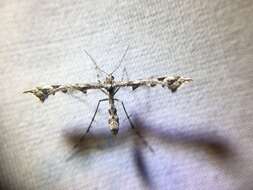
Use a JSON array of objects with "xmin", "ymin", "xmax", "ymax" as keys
[
  {"xmin": 63, "ymin": 121, "xmax": 155, "ymax": 189},
  {"xmin": 63, "ymin": 125, "xmax": 135, "ymax": 155},
  {"xmin": 131, "ymin": 118, "xmax": 236, "ymax": 188},
  {"xmin": 63, "ymin": 116, "xmax": 236, "ymax": 189}
]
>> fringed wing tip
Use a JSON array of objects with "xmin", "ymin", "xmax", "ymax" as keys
[
  {"xmin": 183, "ymin": 77, "xmax": 193, "ymax": 82},
  {"xmin": 23, "ymin": 90, "xmax": 33, "ymax": 94},
  {"xmin": 168, "ymin": 77, "xmax": 192, "ymax": 92},
  {"xmin": 23, "ymin": 89, "xmax": 48, "ymax": 103}
]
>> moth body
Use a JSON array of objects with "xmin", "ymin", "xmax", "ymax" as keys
[{"xmin": 107, "ymin": 75, "xmax": 119, "ymax": 135}]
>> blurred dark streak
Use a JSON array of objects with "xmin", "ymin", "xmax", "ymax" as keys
[
  {"xmin": 63, "ymin": 126, "xmax": 134, "ymax": 155},
  {"xmin": 0, "ymin": 180, "xmax": 13, "ymax": 190},
  {"xmin": 63, "ymin": 116, "xmax": 236, "ymax": 189},
  {"xmin": 133, "ymin": 142, "xmax": 154, "ymax": 190},
  {"xmin": 0, "ymin": 162, "xmax": 24, "ymax": 190},
  {"xmin": 62, "ymin": 119, "xmax": 156, "ymax": 188}
]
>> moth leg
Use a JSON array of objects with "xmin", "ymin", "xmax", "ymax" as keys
[
  {"xmin": 100, "ymin": 88, "xmax": 109, "ymax": 95},
  {"xmin": 121, "ymin": 66, "xmax": 129, "ymax": 81},
  {"xmin": 113, "ymin": 67, "xmax": 129, "ymax": 95},
  {"xmin": 73, "ymin": 98, "xmax": 108, "ymax": 149},
  {"xmin": 95, "ymin": 70, "xmax": 102, "ymax": 84},
  {"xmin": 113, "ymin": 87, "xmax": 121, "ymax": 96},
  {"xmin": 114, "ymin": 99, "xmax": 154, "ymax": 153}
]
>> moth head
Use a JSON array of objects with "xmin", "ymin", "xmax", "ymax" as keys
[{"xmin": 105, "ymin": 74, "xmax": 114, "ymax": 83}]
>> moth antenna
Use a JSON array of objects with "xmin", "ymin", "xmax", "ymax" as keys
[
  {"xmin": 84, "ymin": 49, "xmax": 108, "ymax": 75},
  {"xmin": 111, "ymin": 45, "xmax": 129, "ymax": 75}
]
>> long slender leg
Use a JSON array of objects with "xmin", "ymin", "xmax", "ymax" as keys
[
  {"xmin": 121, "ymin": 67, "xmax": 129, "ymax": 81},
  {"xmin": 114, "ymin": 99, "xmax": 154, "ymax": 153},
  {"xmin": 113, "ymin": 87, "xmax": 121, "ymax": 96},
  {"xmin": 120, "ymin": 100, "xmax": 135, "ymax": 129},
  {"xmin": 112, "ymin": 67, "xmax": 129, "ymax": 96},
  {"xmin": 113, "ymin": 67, "xmax": 129, "ymax": 96},
  {"xmin": 112, "ymin": 67, "xmax": 130, "ymax": 96},
  {"xmin": 73, "ymin": 98, "xmax": 108, "ymax": 149},
  {"xmin": 100, "ymin": 88, "xmax": 109, "ymax": 95}
]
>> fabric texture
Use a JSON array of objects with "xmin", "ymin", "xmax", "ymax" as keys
[{"xmin": 0, "ymin": 0, "xmax": 252, "ymax": 189}]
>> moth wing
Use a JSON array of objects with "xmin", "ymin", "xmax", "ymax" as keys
[
  {"xmin": 113, "ymin": 76, "xmax": 192, "ymax": 92},
  {"xmin": 24, "ymin": 83, "xmax": 104, "ymax": 102}
]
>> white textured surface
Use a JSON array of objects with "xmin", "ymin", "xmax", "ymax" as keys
[{"xmin": 0, "ymin": 0, "xmax": 253, "ymax": 190}]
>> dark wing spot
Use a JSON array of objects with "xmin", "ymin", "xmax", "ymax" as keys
[
  {"xmin": 157, "ymin": 76, "xmax": 166, "ymax": 81},
  {"xmin": 132, "ymin": 84, "xmax": 140, "ymax": 90},
  {"xmin": 33, "ymin": 88, "xmax": 51, "ymax": 102}
]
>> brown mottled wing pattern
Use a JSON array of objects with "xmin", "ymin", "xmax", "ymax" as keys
[
  {"xmin": 113, "ymin": 76, "xmax": 192, "ymax": 92},
  {"xmin": 23, "ymin": 83, "xmax": 103, "ymax": 102}
]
